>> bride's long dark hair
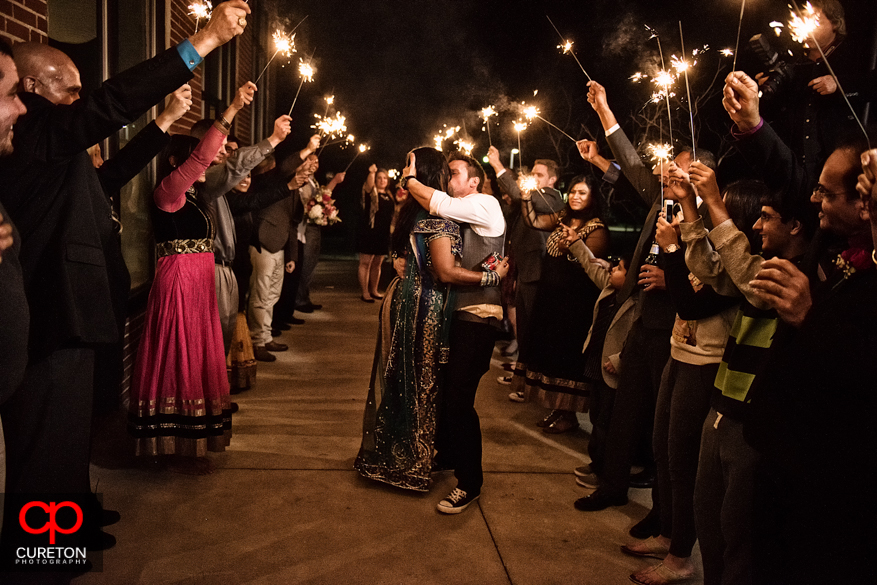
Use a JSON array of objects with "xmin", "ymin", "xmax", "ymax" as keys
[{"xmin": 390, "ymin": 147, "xmax": 450, "ymax": 255}]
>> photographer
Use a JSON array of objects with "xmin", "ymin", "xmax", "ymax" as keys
[{"xmin": 751, "ymin": 0, "xmax": 858, "ymax": 180}]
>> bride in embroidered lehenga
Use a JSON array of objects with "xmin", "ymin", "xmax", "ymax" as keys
[{"xmin": 354, "ymin": 147, "xmax": 462, "ymax": 491}]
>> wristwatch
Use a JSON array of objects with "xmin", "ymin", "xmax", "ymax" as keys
[
  {"xmin": 664, "ymin": 243, "xmax": 680, "ymax": 254},
  {"xmin": 400, "ymin": 175, "xmax": 416, "ymax": 190}
]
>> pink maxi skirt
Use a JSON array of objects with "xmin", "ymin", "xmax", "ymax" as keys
[{"xmin": 128, "ymin": 252, "xmax": 232, "ymax": 457}]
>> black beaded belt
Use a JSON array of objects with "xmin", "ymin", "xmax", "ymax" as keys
[{"xmin": 156, "ymin": 238, "xmax": 214, "ymax": 258}]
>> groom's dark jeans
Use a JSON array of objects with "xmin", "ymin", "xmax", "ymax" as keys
[{"xmin": 435, "ymin": 315, "xmax": 498, "ymax": 496}]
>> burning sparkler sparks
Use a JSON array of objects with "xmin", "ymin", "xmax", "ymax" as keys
[
  {"xmin": 647, "ymin": 143, "xmax": 674, "ymax": 163},
  {"xmin": 670, "ymin": 55, "xmax": 690, "ymax": 73},
  {"xmin": 630, "ymin": 72, "xmax": 647, "ymax": 83},
  {"xmin": 326, "ymin": 95, "xmax": 334, "ymax": 106},
  {"xmin": 788, "ymin": 2, "xmax": 819, "ymax": 44},
  {"xmin": 288, "ymin": 58, "xmax": 316, "ymax": 116},
  {"xmin": 513, "ymin": 121, "xmax": 528, "ymax": 133},
  {"xmin": 188, "ymin": 2, "xmax": 212, "ymax": 33},
  {"xmin": 343, "ymin": 144, "xmax": 369, "ymax": 172},
  {"xmin": 519, "ymin": 175, "xmax": 539, "ymax": 193},
  {"xmin": 546, "ymin": 16, "xmax": 593, "ymax": 81},
  {"xmin": 313, "ymin": 112, "xmax": 347, "ymax": 139},
  {"xmin": 523, "ymin": 105, "xmax": 540, "ymax": 121},
  {"xmin": 481, "ymin": 105, "xmax": 497, "ymax": 146},
  {"xmin": 388, "ymin": 169, "xmax": 400, "ymax": 180},
  {"xmin": 721, "ymin": 48, "xmax": 734, "ymax": 57},
  {"xmin": 254, "ymin": 30, "xmax": 297, "ymax": 85},
  {"xmin": 455, "ymin": 140, "xmax": 474, "ymax": 156}
]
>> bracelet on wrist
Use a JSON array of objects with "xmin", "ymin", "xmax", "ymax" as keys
[
  {"xmin": 479, "ymin": 271, "xmax": 500, "ymax": 287},
  {"xmin": 400, "ymin": 175, "xmax": 416, "ymax": 190}
]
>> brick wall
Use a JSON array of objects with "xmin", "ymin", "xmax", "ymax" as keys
[{"xmin": 0, "ymin": 0, "xmax": 48, "ymax": 44}]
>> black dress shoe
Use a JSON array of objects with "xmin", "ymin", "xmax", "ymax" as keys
[
  {"xmin": 628, "ymin": 509, "xmax": 662, "ymax": 539},
  {"xmin": 271, "ymin": 328, "xmax": 282, "ymax": 337},
  {"xmin": 289, "ymin": 316, "xmax": 305, "ymax": 325},
  {"xmin": 574, "ymin": 489, "xmax": 628, "ymax": 511},
  {"xmin": 629, "ymin": 469, "xmax": 656, "ymax": 489},
  {"xmin": 100, "ymin": 508, "xmax": 121, "ymax": 527},
  {"xmin": 296, "ymin": 304, "xmax": 316, "ymax": 313},
  {"xmin": 276, "ymin": 322, "xmax": 292, "ymax": 331},
  {"xmin": 84, "ymin": 529, "xmax": 117, "ymax": 551},
  {"xmin": 230, "ymin": 402, "xmax": 239, "ymax": 414}
]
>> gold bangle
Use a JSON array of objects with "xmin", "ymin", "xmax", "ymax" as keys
[{"xmin": 872, "ymin": 249, "xmax": 877, "ymax": 266}]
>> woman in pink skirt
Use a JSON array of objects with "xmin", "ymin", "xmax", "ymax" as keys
[{"xmin": 129, "ymin": 82, "xmax": 255, "ymax": 474}]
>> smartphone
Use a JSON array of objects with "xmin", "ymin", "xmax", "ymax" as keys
[{"xmin": 664, "ymin": 200, "xmax": 674, "ymax": 219}]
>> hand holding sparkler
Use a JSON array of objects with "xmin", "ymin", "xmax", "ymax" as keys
[
  {"xmin": 229, "ymin": 81, "xmax": 257, "ymax": 114},
  {"xmin": 188, "ymin": 2, "xmax": 212, "ymax": 34},
  {"xmin": 688, "ymin": 162, "xmax": 721, "ymax": 205},
  {"xmin": 575, "ymin": 139, "xmax": 612, "ymax": 174},
  {"xmin": 156, "ymin": 84, "xmax": 193, "ymax": 133},
  {"xmin": 267, "ymin": 115, "xmax": 292, "ymax": 147},
  {"xmin": 305, "ymin": 134, "xmax": 321, "ymax": 154},
  {"xmin": 586, "ymin": 81, "xmax": 619, "ymax": 132},
  {"xmin": 189, "ymin": 0, "xmax": 250, "ymax": 57},
  {"xmin": 486, "ymin": 146, "xmax": 503, "ymax": 173},
  {"xmin": 722, "ymin": 72, "xmax": 761, "ymax": 132},
  {"xmin": 664, "ymin": 162, "xmax": 695, "ymax": 203}
]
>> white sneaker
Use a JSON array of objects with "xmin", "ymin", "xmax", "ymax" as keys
[
  {"xmin": 574, "ymin": 465, "xmax": 592, "ymax": 477},
  {"xmin": 497, "ymin": 375, "xmax": 513, "ymax": 386},
  {"xmin": 436, "ymin": 488, "xmax": 480, "ymax": 514}
]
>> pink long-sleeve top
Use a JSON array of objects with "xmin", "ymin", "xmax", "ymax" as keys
[{"xmin": 154, "ymin": 125, "xmax": 225, "ymax": 213}]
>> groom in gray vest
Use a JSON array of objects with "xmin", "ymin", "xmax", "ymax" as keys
[{"xmin": 403, "ymin": 152, "xmax": 507, "ymax": 514}]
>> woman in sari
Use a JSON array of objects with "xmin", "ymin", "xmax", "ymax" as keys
[{"xmin": 354, "ymin": 147, "xmax": 499, "ymax": 491}]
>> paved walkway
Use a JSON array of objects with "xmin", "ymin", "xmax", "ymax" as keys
[{"xmin": 78, "ymin": 259, "xmax": 702, "ymax": 585}]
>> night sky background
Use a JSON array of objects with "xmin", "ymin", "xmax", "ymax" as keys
[{"xmin": 265, "ymin": 0, "xmax": 876, "ymax": 252}]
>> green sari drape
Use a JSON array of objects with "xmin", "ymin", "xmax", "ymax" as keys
[{"xmin": 354, "ymin": 215, "xmax": 460, "ymax": 491}]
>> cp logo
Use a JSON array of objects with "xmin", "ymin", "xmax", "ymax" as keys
[{"xmin": 19, "ymin": 501, "xmax": 83, "ymax": 544}]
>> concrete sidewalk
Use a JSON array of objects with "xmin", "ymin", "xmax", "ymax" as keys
[{"xmin": 78, "ymin": 259, "xmax": 702, "ymax": 585}]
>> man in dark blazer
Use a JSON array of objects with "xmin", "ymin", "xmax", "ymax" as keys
[
  {"xmin": 248, "ymin": 151, "xmax": 312, "ymax": 361},
  {"xmin": 0, "ymin": 0, "xmax": 250, "ymax": 546},
  {"xmin": 486, "ymin": 146, "xmax": 565, "ymax": 373}
]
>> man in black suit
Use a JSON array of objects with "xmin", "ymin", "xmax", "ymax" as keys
[
  {"xmin": 0, "ymin": 0, "xmax": 250, "ymax": 548},
  {"xmin": 486, "ymin": 146, "xmax": 565, "ymax": 390}
]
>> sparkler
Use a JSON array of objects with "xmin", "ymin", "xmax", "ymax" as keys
[
  {"xmin": 513, "ymin": 120, "xmax": 527, "ymax": 168},
  {"xmin": 519, "ymin": 175, "xmax": 539, "ymax": 193},
  {"xmin": 388, "ymin": 169, "xmax": 400, "ymax": 180},
  {"xmin": 648, "ymin": 142, "xmax": 674, "ymax": 208},
  {"xmin": 343, "ymin": 144, "xmax": 369, "ymax": 172},
  {"xmin": 481, "ymin": 105, "xmax": 497, "ymax": 146},
  {"xmin": 188, "ymin": 2, "xmax": 212, "ymax": 34},
  {"xmin": 677, "ymin": 22, "xmax": 696, "ymax": 160},
  {"xmin": 546, "ymin": 16, "xmax": 592, "ymax": 81},
  {"xmin": 254, "ymin": 30, "xmax": 296, "ymax": 85},
  {"xmin": 433, "ymin": 125, "xmax": 460, "ymax": 151},
  {"xmin": 313, "ymin": 112, "xmax": 347, "ymax": 140},
  {"xmin": 720, "ymin": 48, "xmax": 734, "ymax": 57},
  {"xmin": 788, "ymin": 0, "xmax": 871, "ymax": 149},
  {"xmin": 523, "ymin": 104, "xmax": 576, "ymax": 143},
  {"xmin": 288, "ymin": 59, "xmax": 315, "ymax": 116},
  {"xmin": 731, "ymin": 0, "xmax": 746, "ymax": 72},
  {"xmin": 647, "ymin": 25, "xmax": 675, "ymax": 152}
]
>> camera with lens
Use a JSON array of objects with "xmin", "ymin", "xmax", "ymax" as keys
[{"xmin": 749, "ymin": 33, "xmax": 797, "ymax": 100}]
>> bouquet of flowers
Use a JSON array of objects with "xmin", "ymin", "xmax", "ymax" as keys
[{"xmin": 306, "ymin": 187, "xmax": 341, "ymax": 226}]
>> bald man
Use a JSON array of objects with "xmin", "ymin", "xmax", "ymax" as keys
[{"xmin": 0, "ymin": 0, "xmax": 250, "ymax": 561}]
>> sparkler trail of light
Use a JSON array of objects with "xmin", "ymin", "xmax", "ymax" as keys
[
  {"xmin": 343, "ymin": 144, "xmax": 369, "ymax": 172},
  {"xmin": 788, "ymin": 0, "xmax": 870, "ymax": 149},
  {"xmin": 731, "ymin": 0, "xmax": 746, "ymax": 72},
  {"xmin": 288, "ymin": 58, "xmax": 316, "ymax": 116},
  {"xmin": 481, "ymin": 106, "xmax": 497, "ymax": 146},
  {"xmin": 188, "ymin": 2, "xmax": 212, "ymax": 33},
  {"xmin": 546, "ymin": 15, "xmax": 593, "ymax": 81},
  {"xmin": 678, "ymin": 22, "xmax": 697, "ymax": 160},
  {"xmin": 254, "ymin": 30, "xmax": 296, "ymax": 85}
]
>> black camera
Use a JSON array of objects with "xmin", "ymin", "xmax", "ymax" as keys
[{"xmin": 749, "ymin": 33, "xmax": 796, "ymax": 100}]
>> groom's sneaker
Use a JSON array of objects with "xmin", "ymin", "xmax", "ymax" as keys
[{"xmin": 436, "ymin": 488, "xmax": 480, "ymax": 514}]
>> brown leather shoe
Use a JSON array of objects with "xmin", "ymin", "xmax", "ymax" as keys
[
  {"xmin": 253, "ymin": 346, "xmax": 277, "ymax": 362},
  {"xmin": 542, "ymin": 413, "xmax": 579, "ymax": 434},
  {"xmin": 264, "ymin": 341, "xmax": 288, "ymax": 352}
]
